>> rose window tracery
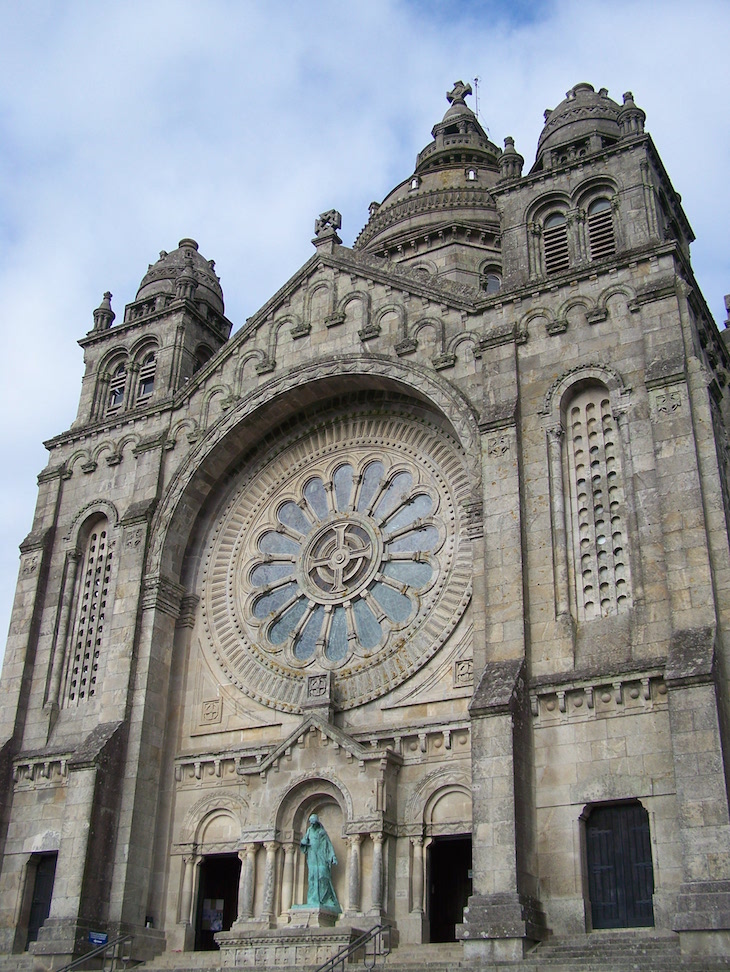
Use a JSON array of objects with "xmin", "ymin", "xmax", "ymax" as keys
[
  {"xmin": 201, "ymin": 413, "xmax": 472, "ymax": 711},
  {"xmin": 246, "ymin": 461, "xmax": 440, "ymax": 667}
]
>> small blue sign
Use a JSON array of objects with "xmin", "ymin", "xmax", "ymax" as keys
[{"xmin": 89, "ymin": 931, "xmax": 108, "ymax": 946}]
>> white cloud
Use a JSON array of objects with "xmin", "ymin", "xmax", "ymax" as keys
[{"xmin": 0, "ymin": 0, "xmax": 728, "ymax": 665}]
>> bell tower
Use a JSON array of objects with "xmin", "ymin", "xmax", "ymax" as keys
[{"xmin": 75, "ymin": 239, "xmax": 232, "ymax": 428}]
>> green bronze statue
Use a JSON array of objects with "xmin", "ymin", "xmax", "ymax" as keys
[{"xmin": 300, "ymin": 813, "xmax": 341, "ymax": 912}]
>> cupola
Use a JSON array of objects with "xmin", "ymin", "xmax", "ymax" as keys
[
  {"xmin": 533, "ymin": 83, "xmax": 624, "ymax": 171},
  {"xmin": 354, "ymin": 82, "xmax": 502, "ymax": 290},
  {"xmin": 136, "ymin": 238, "xmax": 224, "ymax": 316}
]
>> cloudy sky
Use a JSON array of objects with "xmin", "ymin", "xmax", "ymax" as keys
[{"xmin": 0, "ymin": 0, "xmax": 728, "ymax": 665}]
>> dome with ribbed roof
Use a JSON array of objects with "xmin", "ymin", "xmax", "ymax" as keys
[
  {"xmin": 535, "ymin": 83, "xmax": 622, "ymax": 167},
  {"xmin": 355, "ymin": 82, "xmax": 501, "ymax": 256},
  {"xmin": 136, "ymin": 238, "xmax": 224, "ymax": 315}
]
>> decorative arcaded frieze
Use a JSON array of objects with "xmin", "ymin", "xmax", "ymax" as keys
[{"xmin": 530, "ymin": 670, "xmax": 666, "ymax": 722}]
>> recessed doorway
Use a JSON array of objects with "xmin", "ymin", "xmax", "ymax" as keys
[
  {"xmin": 585, "ymin": 801, "xmax": 654, "ymax": 929},
  {"xmin": 195, "ymin": 854, "xmax": 241, "ymax": 951},
  {"xmin": 25, "ymin": 852, "xmax": 57, "ymax": 950},
  {"xmin": 428, "ymin": 835, "xmax": 472, "ymax": 943}
]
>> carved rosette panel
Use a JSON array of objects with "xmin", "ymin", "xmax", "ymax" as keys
[{"xmin": 201, "ymin": 414, "xmax": 471, "ymax": 711}]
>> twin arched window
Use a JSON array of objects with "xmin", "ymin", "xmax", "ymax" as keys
[
  {"xmin": 541, "ymin": 196, "xmax": 616, "ymax": 276},
  {"xmin": 104, "ymin": 347, "xmax": 157, "ymax": 415}
]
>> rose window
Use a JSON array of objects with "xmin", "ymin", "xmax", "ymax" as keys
[
  {"xmin": 246, "ymin": 461, "xmax": 440, "ymax": 668},
  {"xmin": 201, "ymin": 414, "xmax": 472, "ymax": 711}
]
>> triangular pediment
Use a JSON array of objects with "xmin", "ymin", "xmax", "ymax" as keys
[{"xmin": 253, "ymin": 712, "xmax": 380, "ymax": 778}]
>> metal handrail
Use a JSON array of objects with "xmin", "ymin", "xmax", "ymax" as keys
[
  {"xmin": 52, "ymin": 933, "xmax": 136, "ymax": 972},
  {"xmin": 314, "ymin": 923, "xmax": 391, "ymax": 972}
]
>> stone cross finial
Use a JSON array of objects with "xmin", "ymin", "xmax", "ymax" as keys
[
  {"xmin": 447, "ymin": 80, "xmax": 472, "ymax": 107},
  {"xmin": 314, "ymin": 209, "xmax": 342, "ymax": 237}
]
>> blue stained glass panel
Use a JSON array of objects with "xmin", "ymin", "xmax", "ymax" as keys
[
  {"xmin": 385, "ymin": 493, "xmax": 433, "ymax": 531},
  {"xmin": 304, "ymin": 478, "xmax": 329, "ymax": 520},
  {"xmin": 269, "ymin": 598, "xmax": 307, "ymax": 644},
  {"xmin": 387, "ymin": 525, "xmax": 439, "ymax": 553},
  {"xmin": 374, "ymin": 471, "xmax": 413, "ymax": 520},
  {"xmin": 371, "ymin": 582, "xmax": 412, "ymax": 622},
  {"xmin": 278, "ymin": 501, "xmax": 312, "ymax": 535},
  {"xmin": 357, "ymin": 461, "xmax": 384, "ymax": 512},
  {"xmin": 353, "ymin": 598, "xmax": 381, "ymax": 649},
  {"xmin": 253, "ymin": 582, "xmax": 298, "ymax": 618},
  {"xmin": 325, "ymin": 607, "xmax": 349, "ymax": 661},
  {"xmin": 259, "ymin": 531, "xmax": 300, "ymax": 556},
  {"xmin": 250, "ymin": 562, "xmax": 294, "ymax": 587},
  {"xmin": 295, "ymin": 605, "xmax": 323, "ymax": 659},
  {"xmin": 333, "ymin": 464, "xmax": 354, "ymax": 512},
  {"xmin": 382, "ymin": 560, "xmax": 433, "ymax": 588}
]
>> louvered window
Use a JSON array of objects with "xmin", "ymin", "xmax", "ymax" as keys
[
  {"xmin": 565, "ymin": 386, "xmax": 631, "ymax": 621},
  {"xmin": 66, "ymin": 525, "xmax": 112, "ymax": 704},
  {"xmin": 587, "ymin": 198, "xmax": 616, "ymax": 260},
  {"xmin": 108, "ymin": 364, "xmax": 127, "ymax": 413},
  {"xmin": 137, "ymin": 351, "xmax": 156, "ymax": 402},
  {"xmin": 543, "ymin": 213, "xmax": 569, "ymax": 274}
]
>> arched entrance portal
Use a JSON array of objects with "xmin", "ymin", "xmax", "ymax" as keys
[
  {"xmin": 421, "ymin": 779, "xmax": 472, "ymax": 943},
  {"xmin": 585, "ymin": 801, "xmax": 654, "ymax": 929}
]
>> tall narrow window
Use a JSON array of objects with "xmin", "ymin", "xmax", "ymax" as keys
[
  {"xmin": 66, "ymin": 523, "xmax": 113, "ymax": 704},
  {"xmin": 107, "ymin": 364, "xmax": 127, "ymax": 413},
  {"xmin": 137, "ymin": 351, "xmax": 157, "ymax": 402},
  {"xmin": 543, "ymin": 213, "xmax": 569, "ymax": 274},
  {"xmin": 587, "ymin": 198, "xmax": 616, "ymax": 260},
  {"xmin": 565, "ymin": 385, "xmax": 631, "ymax": 620}
]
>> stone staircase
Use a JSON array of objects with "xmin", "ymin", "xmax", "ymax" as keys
[
  {"xmin": 133, "ymin": 933, "xmax": 730, "ymax": 971},
  {"xmin": 5, "ymin": 934, "xmax": 730, "ymax": 972}
]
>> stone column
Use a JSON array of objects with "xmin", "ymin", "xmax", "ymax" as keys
[
  {"xmin": 179, "ymin": 855, "xmax": 196, "ymax": 924},
  {"xmin": 346, "ymin": 834, "xmax": 362, "ymax": 914},
  {"xmin": 280, "ymin": 843, "xmax": 295, "ymax": 917},
  {"xmin": 261, "ymin": 842, "xmax": 278, "ymax": 926},
  {"xmin": 410, "ymin": 837, "xmax": 424, "ymax": 913},
  {"xmin": 45, "ymin": 550, "xmax": 80, "ymax": 709},
  {"xmin": 546, "ymin": 425, "xmax": 569, "ymax": 618},
  {"xmin": 369, "ymin": 833, "xmax": 384, "ymax": 915},
  {"xmin": 236, "ymin": 844, "xmax": 257, "ymax": 922}
]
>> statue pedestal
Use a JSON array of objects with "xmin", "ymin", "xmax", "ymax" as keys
[
  {"xmin": 289, "ymin": 906, "xmax": 340, "ymax": 928},
  {"xmin": 216, "ymin": 924, "xmax": 363, "ymax": 968}
]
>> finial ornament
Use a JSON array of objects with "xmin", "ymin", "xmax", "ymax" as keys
[
  {"xmin": 314, "ymin": 209, "xmax": 342, "ymax": 238},
  {"xmin": 447, "ymin": 80, "xmax": 472, "ymax": 107},
  {"xmin": 92, "ymin": 291, "xmax": 115, "ymax": 331}
]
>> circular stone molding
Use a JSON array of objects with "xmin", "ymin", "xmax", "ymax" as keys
[{"xmin": 200, "ymin": 412, "xmax": 471, "ymax": 711}]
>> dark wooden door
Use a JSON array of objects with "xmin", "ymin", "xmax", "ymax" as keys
[
  {"xmin": 428, "ymin": 836, "xmax": 472, "ymax": 943},
  {"xmin": 25, "ymin": 853, "xmax": 57, "ymax": 949},
  {"xmin": 586, "ymin": 803, "xmax": 654, "ymax": 929}
]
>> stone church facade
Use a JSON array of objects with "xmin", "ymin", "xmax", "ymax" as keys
[{"xmin": 2, "ymin": 81, "xmax": 730, "ymax": 968}]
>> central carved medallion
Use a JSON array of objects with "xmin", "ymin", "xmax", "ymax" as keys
[
  {"xmin": 301, "ymin": 516, "xmax": 380, "ymax": 600},
  {"xmin": 200, "ymin": 412, "xmax": 472, "ymax": 711}
]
